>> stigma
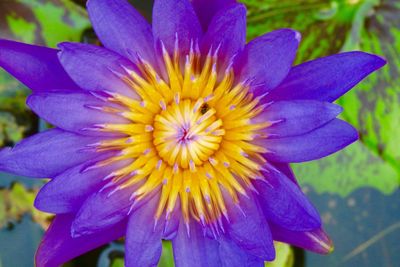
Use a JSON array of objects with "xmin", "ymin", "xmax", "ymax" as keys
[{"xmin": 86, "ymin": 39, "xmax": 270, "ymax": 233}]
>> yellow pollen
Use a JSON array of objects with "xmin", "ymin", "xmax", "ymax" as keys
[{"xmin": 96, "ymin": 41, "xmax": 269, "ymax": 227}]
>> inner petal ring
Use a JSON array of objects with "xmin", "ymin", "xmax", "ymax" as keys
[{"xmin": 153, "ymin": 99, "xmax": 224, "ymax": 170}]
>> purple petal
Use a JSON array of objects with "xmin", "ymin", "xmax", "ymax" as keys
[
  {"xmin": 87, "ymin": 0, "xmax": 155, "ymax": 64},
  {"xmin": 35, "ymin": 158, "xmax": 130, "ymax": 214},
  {"xmin": 219, "ymin": 238, "xmax": 264, "ymax": 267},
  {"xmin": 172, "ymin": 220, "xmax": 221, "ymax": 267},
  {"xmin": 224, "ymin": 191, "xmax": 275, "ymax": 260},
  {"xmin": 201, "ymin": 3, "xmax": 246, "ymax": 68},
  {"xmin": 163, "ymin": 200, "xmax": 181, "ymax": 240},
  {"xmin": 260, "ymin": 119, "xmax": 358, "ymax": 163},
  {"xmin": 153, "ymin": 0, "xmax": 202, "ymax": 55},
  {"xmin": 191, "ymin": 0, "xmax": 237, "ymax": 31},
  {"xmin": 255, "ymin": 100, "xmax": 342, "ymax": 138},
  {"xmin": 125, "ymin": 193, "xmax": 163, "ymax": 267},
  {"xmin": 269, "ymin": 162, "xmax": 297, "ymax": 185},
  {"xmin": 0, "ymin": 39, "xmax": 79, "ymax": 92},
  {"xmin": 0, "ymin": 129, "xmax": 101, "ymax": 178},
  {"xmin": 269, "ymin": 223, "xmax": 334, "ymax": 254},
  {"xmin": 27, "ymin": 92, "xmax": 128, "ymax": 136},
  {"xmin": 58, "ymin": 42, "xmax": 139, "ymax": 99},
  {"xmin": 35, "ymin": 214, "xmax": 126, "ymax": 267},
  {"xmin": 255, "ymin": 170, "xmax": 321, "ymax": 231},
  {"xmin": 234, "ymin": 29, "xmax": 300, "ymax": 95},
  {"xmin": 268, "ymin": 51, "xmax": 386, "ymax": 102},
  {"xmin": 71, "ymin": 184, "xmax": 134, "ymax": 237}
]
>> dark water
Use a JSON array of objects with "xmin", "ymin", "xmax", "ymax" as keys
[
  {"xmin": 304, "ymin": 188, "xmax": 400, "ymax": 267},
  {"xmin": 0, "ymin": 215, "xmax": 43, "ymax": 267}
]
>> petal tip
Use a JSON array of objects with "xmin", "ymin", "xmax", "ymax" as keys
[{"xmin": 294, "ymin": 31, "xmax": 302, "ymax": 42}]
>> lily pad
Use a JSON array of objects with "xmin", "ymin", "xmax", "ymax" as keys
[
  {"xmin": 243, "ymin": 0, "xmax": 400, "ymax": 196},
  {"xmin": 0, "ymin": 183, "xmax": 52, "ymax": 229},
  {"xmin": 0, "ymin": 0, "xmax": 90, "ymax": 46}
]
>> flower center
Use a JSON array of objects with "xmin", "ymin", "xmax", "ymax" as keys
[
  {"xmin": 89, "ymin": 40, "xmax": 270, "ymax": 230},
  {"xmin": 153, "ymin": 100, "xmax": 223, "ymax": 170}
]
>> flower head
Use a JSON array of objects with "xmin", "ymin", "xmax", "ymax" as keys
[{"xmin": 0, "ymin": 0, "xmax": 385, "ymax": 266}]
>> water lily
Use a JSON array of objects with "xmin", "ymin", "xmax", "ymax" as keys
[{"xmin": 0, "ymin": 0, "xmax": 385, "ymax": 266}]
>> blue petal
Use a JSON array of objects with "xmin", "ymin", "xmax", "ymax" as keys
[
  {"xmin": 58, "ymin": 42, "xmax": 140, "ymax": 99},
  {"xmin": 35, "ymin": 157, "xmax": 130, "ymax": 214},
  {"xmin": 125, "ymin": 193, "xmax": 164, "ymax": 267},
  {"xmin": 224, "ymin": 191, "xmax": 275, "ymax": 260},
  {"xmin": 234, "ymin": 29, "xmax": 300, "ymax": 96},
  {"xmin": 0, "ymin": 129, "xmax": 101, "ymax": 178},
  {"xmin": 269, "ymin": 223, "xmax": 334, "ymax": 254},
  {"xmin": 268, "ymin": 51, "xmax": 386, "ymax": 102},
  {"xmin": 0, "ymin": 39, "xmax": 79, "ymax": 92},
  {"xmin": 255, "ymin": 169, "xmax": 321, "ymax": 231},
  {"xmin": 255, "ymin": 100, "xmax": 342, "ymax": 138},
  {"xmin": 201, "ymin": 3, "xmax": 246, "ymax": 69},
  {"xmin": 260, "ymin": 119, "xmax": 358, "ymax": 163},
  {"xmin": 27, "ymin": 92, "xmax": 129, "ymax": 136},
  {"xmin": 153, "ymin": 0, "xmax": 202, "ymax": 55},
  {"xmin": 36, "ymin": 214, "xmax": 126, "ymax": 267},
  {"xmin": 191, "ymin": 0, "xmax": 237, "ymax": 30},
  {"xmin": 219, "ymin": 238, "xmax": 264, "ymax": 267},
  {"xmin": 172, "ymin": 220, "xmax": 222, "ymax": 267},
  {"xmin": 72, "ymin": 185, "xmax": 134, "ymax": 237},
  {"xmin": 87, "ymin": 0, "xmax": 155, "ymax": 64}
]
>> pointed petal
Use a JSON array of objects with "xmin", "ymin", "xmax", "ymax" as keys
[
  {"xmin": 87, "ymin": 0, "xmax": 155, "ymax": 64},
  {"xmin": 225, "ymin": 191, "xmax": 275, "ymax": 260},
  {"xmin": 255, "ymin": 170, "xmax": 321, "ymax": 231},
  {"xmin": 269, "ymin": 223, "xmax": 334, "ymax": 254},
  {"xmin": 172, "ymin": 220, "xmax": 221, "ymax": 267},
  {"xmin": 27, "ymin": 92, "xmax": 128, "ymax": 136},
  {"xmin": 58, "ymin": 42, "xmax": 139, "ymax": 99},
  {"xmin": 125, "ymin": 193, "xmax": 163, "ymax": 267},
  {"xmin": 260, "ymin": 119, "xmax": 358, "ymax": 163},
  {"xmin": 35, "ymin": 214, "xmax": 126, "ymax": 267},
  {"xmin": 191, "ymin": 0, "xmax": 237, "ymax": 30},
  {"xmin": 153, "ymin": 0, "xmax": 202, "ymax": 54},
  {"xmin": 0, "ymin": 129, "xmax": 101, "ymax": 178},
  {"xmin": 234, "ymin": 29, "xmax": 300, "ymax": 95},
  {"xmin": 219, "ymin": 238, "xmax": 264, "ymax": 267},
  {"xmin": 71, "ymin": 185, "xmax": 134, "ymax": 237},
  {"xmin": 162, "ymin": 200, "xmax": 181, "ymax": 240},
  {"xmin": 268, "ymin": 52, "xmax": 386, "ymax": 102},
  {"xmin": 0, "ymin": 39, "xmax": 79, "ymax": 92},
  {"xmin": 35, "ymin": 158, "xmax": 130, "ymax": 214},
  {"xmin": 201, "ymin": 4, "xmax": 246, "ymax": 68},
  {"xmin": 256, "ymin": 100, "xmax": 342, "ymax": 138},
  {"xmin": 269, "ymin": 162, "xmax": 297, "ymax": 185}
]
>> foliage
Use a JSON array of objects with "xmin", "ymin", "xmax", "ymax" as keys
[
  {"xmin": 242, "ymin": 0, "xmax": 400, "ymax": 196},
  {"xmin": 0, "ymin": 183, "xmax": 52, "ymax": 229}
]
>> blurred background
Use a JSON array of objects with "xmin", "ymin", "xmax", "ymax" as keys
[{"xmin": 0, "ymin": 0, "xmax": 399, "ymax": 266}]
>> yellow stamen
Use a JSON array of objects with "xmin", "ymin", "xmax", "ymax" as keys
[{"xmin": 97, "ymin": 42, "xmax": 270, "ymax": 228}]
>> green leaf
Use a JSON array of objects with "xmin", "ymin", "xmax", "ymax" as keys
[
  {"xmin": 243, "ymin": 0, "xmax": 400, "ymax": 196},
  {"xmin": 158, "ymin": 241, "xmax": 174, "ymax": 267},
  {"xmin": 0, "ymin": 0, "xmax": 90, "ymax": 47},
  {"xmin": 337, "ymin": 0, "xmax": 400, "ymax": 182},
  {"xmin": 0, "ymin": 112, "xmax": 25, "ymax": 146},
  {"xmin": 293, "ymin": 140, "xmax": 399, "ymax": 196},
  {"xmin": 265, "ymin": 242, "xmax": 294, "ymax": 267},
  {"xmin": 110, "ymin": 258, "xmax": 124, "ymax": 267},
  {"xmin": 0, "ymin": 183, "xmax": 52, "ymax": 229}
]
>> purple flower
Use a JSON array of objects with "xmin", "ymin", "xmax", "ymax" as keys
[{"xmin": 0, "ymin": 0, "xmax": 385, "ymax": 266}]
